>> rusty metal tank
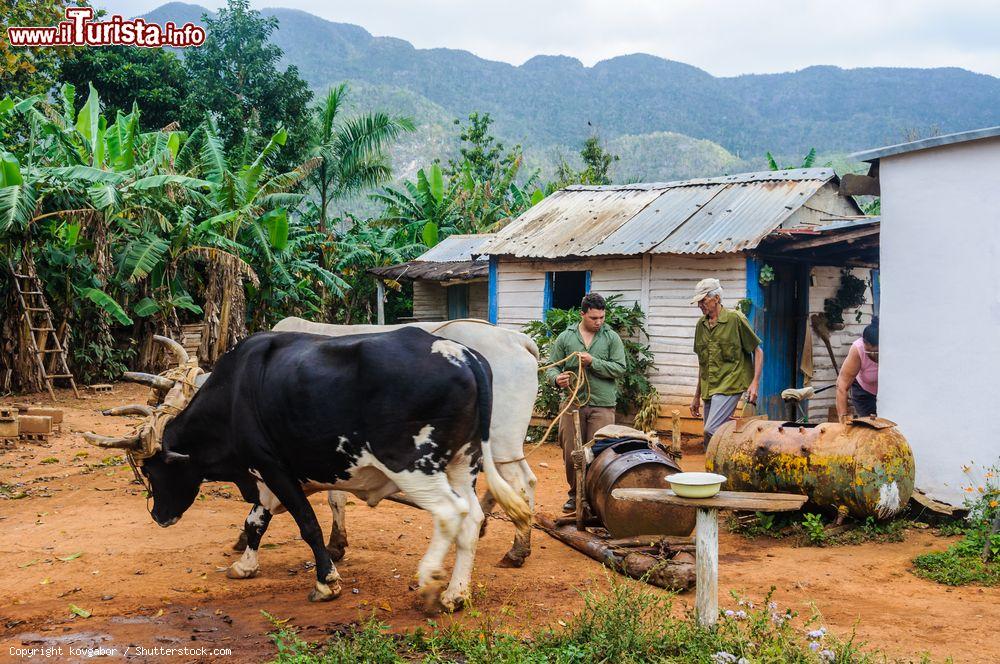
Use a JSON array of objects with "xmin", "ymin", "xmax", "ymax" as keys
[
  {"xmin": 585, "ymin": 439, "xmax": 696, "ymax": 538},
  {"xmin": 706, "ymin": 416, "xmax": 915, "ymax": 520}
]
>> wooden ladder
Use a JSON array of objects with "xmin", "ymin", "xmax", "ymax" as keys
[{"xmin": 7, "ymin": 261, "xmax": 80, "ymax": 400}]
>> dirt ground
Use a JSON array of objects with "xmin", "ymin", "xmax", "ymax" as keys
[{"xmin": 1, "ymin": 385, "xmax": 997, "ymax": 663}]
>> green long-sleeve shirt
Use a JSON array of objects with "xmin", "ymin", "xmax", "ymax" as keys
[{"xmin": 544, "ymin": 324, "xmax": 627, "ymax": 408}]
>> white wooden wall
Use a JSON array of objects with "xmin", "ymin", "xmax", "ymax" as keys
[
  {"xmin": 495, "ymin": 257, "xmax": 643, "ymax": 329},
  {"xmin": 805, "ymin": 266, "xmax": 875, "ymax": 420},
  {"xmin": 646, "ymin": 254, "xmax": 748, "ymax": 409}
]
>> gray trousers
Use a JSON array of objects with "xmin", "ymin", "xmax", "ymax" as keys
[{"xmin": 703, "ymin": 393, "xmax": 743, "ymax": 440}]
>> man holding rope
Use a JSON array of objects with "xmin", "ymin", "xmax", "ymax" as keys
[{"xmin": 545, "ymin": 292, "xmax": 626, "ymax": 512}]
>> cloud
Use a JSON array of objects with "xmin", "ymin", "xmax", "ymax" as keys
[{"xmin": 92, "ymin": 0, "xmax": 1000, "ymax": 76}]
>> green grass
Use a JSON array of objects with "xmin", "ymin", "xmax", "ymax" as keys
[
  {"xmin": 728, "ymin": 512, "xmax": 910, "ymax": 547},
  {"xmin": 912, "ymin": 548, "xmax": 1000, "ymax": 586},
  {"xmin": 265, "ymin": 581, "xmax": 923, "ymax": 663}
]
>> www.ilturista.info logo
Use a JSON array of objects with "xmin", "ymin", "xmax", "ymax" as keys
[{"xmin": 6, "ymin": 7, "xmax": 206, "ymax": 49}]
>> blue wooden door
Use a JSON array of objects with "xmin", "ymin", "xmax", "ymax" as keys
[{"xmin": 746, "ymin": 259, "xmax": 806, "ymax": 421}]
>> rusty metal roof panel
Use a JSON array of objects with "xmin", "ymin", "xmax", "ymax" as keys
[
  {"xmin": 480, "ymin": 188, "xmax": 663, "ymax": 258},
  {"xmin": 584, "ymin": 185, "xmax": 727, "ymax": 256},
  {"xmin": 481, "ymin": 168, "xmax": 837, "ymax": 258},
  {"xmin": 650, "ymin": 177, "xmax": 829, "ymax": 254},
  {"xmin": 417, "ymin": 233, "xmax": 493, "ymax": 262}
]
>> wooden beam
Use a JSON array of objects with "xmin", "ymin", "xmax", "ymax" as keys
[{"xmin": 775, "ymin": 225, "xmax": 879, "ymax": 251}]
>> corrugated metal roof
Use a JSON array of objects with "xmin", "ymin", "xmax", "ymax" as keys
[
  {"xmin": 481, "ymin": 168, "xmax": 840, "ymax": 258},
  {"xmin": 370, "ymin": 260, "xmax": 487, "ymax": 282},
  {"xmin": 852, "ymin": 126, "xmax": 1000, "ymax": 162},
  {"xmin": 417, "ymin": 234, "xmax": 493, "ymax": 262}
]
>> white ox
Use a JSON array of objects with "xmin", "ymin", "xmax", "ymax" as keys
[{"xmin": 272, "ymin": 316, "xmax": 540, "ymax": 568}]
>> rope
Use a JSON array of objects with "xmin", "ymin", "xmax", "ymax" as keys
[
  {"xmin": 429, "ymin": 318, "xmax": 495, "ymax": 335},
  {"xmin": 524, "ymin": 351, "xmax": 592, "ymax": 458}
]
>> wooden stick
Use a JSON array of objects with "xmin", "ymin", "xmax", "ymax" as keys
[
  {"xmin": 536, "ymin": 513, "xmax": 694, "ymax": 591},
  {"xmin": 573, "ymin": 409, "xmax": 585, "ymax": 530},
  {"xmin": 671, "ymin": 409, "xmax": 682, "ymax": 456}
]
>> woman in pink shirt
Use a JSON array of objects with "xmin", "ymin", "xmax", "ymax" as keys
[{"xmin": 836, "ymin": 319, "xmax": 879, "ymax": 420}]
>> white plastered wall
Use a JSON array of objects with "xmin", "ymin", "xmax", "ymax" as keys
[{"xmin": 878, "ymin": 136, "xmax": 1000, "ymax": 505}]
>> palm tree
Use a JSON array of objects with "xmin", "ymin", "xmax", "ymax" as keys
[{"xmin": 305, "ymin": 83, "xmax": 413, "ymax": 251}]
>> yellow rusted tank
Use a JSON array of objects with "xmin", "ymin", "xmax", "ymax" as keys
[{"xmin": 705, "ymin": 417, "xmax": 915, "ymax": 520}]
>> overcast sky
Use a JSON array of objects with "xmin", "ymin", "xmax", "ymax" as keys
[{"xmin": 91, "ymin": 0, "xmax": 1000, "ymax": 77}]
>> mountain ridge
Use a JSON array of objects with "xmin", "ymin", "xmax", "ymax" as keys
[{"xmin": 142, "ymin": 2, "xmax": 1000, "ymax": 182}]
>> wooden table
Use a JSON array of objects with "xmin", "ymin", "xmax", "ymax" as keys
[{"xmin": 611, "ymin": 489, "xmax": 807, "ymax": 627}]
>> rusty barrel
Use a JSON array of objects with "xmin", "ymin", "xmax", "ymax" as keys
[
  {"xmin": 585, "ymin": 439, "xmax": 696, "ymax": 538},
  {"xmin": 706, "ymin": 417, "xmax": 915, "ymax": 520}
]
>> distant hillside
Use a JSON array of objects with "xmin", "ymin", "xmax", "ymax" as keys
[{"xmin": 144, "ymin": 3, "xmax": 1000, "ymax": 182}]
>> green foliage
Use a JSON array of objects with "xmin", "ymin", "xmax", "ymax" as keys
[
  {"xmin": 60, "ymin": 46, "xmax": 188, "ymax": 131},
  {"xmin": 823, "ymin": 269, "xmax": 868, "ymax": 327},
  {"xmin": 802, "ymin": 513, "xmax": 828, "ymax": 546},
  {"xmin": 913, "ymin": 461, "xmax": 1000, "ymax": 586},
  {"xmin": 758, "ymin": 264, "xmax": 775, "ymax": 286},
  {"xmin": 181, "ymin": 0, "xmax": 313, "ymax": 171},
  {"xmin": 0, "ymin": 1, "xmax": 79, "ymax": 103},
  {"xmin": 552, "ymin": 133, "xmax": 621, "ymax": 188},
  {"xmin": 523, "ymin": 295, "xmax": 656, "ymax": 418},
  {"xmin": 266, "ymin": 581, "xmax": 884, "ymax": 663},
  {"xmin": 766, "ymin": 148, "xmax": 818, "ymax": 171}
]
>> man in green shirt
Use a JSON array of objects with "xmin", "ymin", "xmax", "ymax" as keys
[
  {"xmin": 545, "ymin": 292, "xmax": 627, "ymax": 512},
  {"xmin": 689, "ymin": 278, "xmax": 764, "ymax": 440}
]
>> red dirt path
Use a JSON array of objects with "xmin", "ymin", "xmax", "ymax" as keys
[{"xmin": 1, "ymin": 386, "xmax": 996, "ymax": 663}]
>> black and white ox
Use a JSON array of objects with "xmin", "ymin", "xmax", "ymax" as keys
[
  {"xmin": 84, "ymin": 328, "xmax": 530, "ymax": 610},
  {"xmin": 271, "ymin": 317, "xmax": 540, "ymax": 568}
]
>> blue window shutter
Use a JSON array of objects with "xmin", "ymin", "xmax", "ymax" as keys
[
  {"xmin": 543, "ymin": 271, "xmax": 554, "ymax": 315},
  {"xmin": 488, "ymin": 256, "xmax": 498, "ymax": 324},
  {"xmin": 870, "ymin": 269, "xmax": 880, "ymax": 317},
  {"xmin": 585, "ymin": 270, "xmax": 592, "ymax": 294}
]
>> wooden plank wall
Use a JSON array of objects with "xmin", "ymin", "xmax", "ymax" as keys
[
  {"xmin": 806, "ymin": 266, "xmax": 875, "ymax": 420},
  {"xmin": 646, "ymin": 254, "xmax": 747, "ymax": 411},
  {"xmin": 412, "ymin": 281, "xmax": 446, "ymax": 321}
]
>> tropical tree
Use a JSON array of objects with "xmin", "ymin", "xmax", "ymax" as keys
[
  {"xmin": 370, "ymin": 163, "xmax": 462, "ymax": 247},
  {"xmin": 766, "ymin": 148, "xmax": 817, "ymax": 171},
  {"xmin": 182, "ymin": 0, "xmax": 313, "ymax": 171},
  {"xmin": 329, "ymin": 218, "xmax": 423, "ymax": 324},
  {"xmin": 173, "ymin": 118, "xmax": 338, "ymax": 362},
  {"xmin": 0, "ymin": 83, "xmax": 212, "ymax": 382},
  {"xmin": 304, "ymin": 84, "xmax": 414, "ymax": 241}
]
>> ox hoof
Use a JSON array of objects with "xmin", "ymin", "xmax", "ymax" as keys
[
  {"xmin": 439, "ymin": 591, "xmax": 469, "ymax": 613},
  {"xmin": 325, "ymin": 544, "xmax": 346, "ymax": 562},
  {"xmin": 417, "ymin": 573, "xmax": 448, "ymax": 614},
  {"xmin": 478, "ymin": 521, "xmax": 489, "ymax": 538},
  {"xmin": 308, "ymin": 581, "xmax": 342, "ymax": 602},
  {"xmin": 226, "ymin": 563, "xmax": 259, "ymax": 579},
  {"xmin": 232, "ymin": 532, "xmax": 248, "ymax": 552},
  {"xmin": 496, "ymin": 551, "xmax": 527, "ymax": 568}
]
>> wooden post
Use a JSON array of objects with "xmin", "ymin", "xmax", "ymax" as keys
[
  {"xmin": 376, "ymin": 280, "xmax": 385, "ymax": 325},
  {"xmin": 671, "ymin": 409, "xmax": 682, "ymax": 456},
  {"xmin": 572, "ymin": 409, "xmax": 585, "ymax": 531},
  {"xmin": 695, "ymin": 507, "xmax": 719, "ymax": 627}
]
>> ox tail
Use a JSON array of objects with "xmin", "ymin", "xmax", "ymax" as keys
[{"xmin": 466, "ymin": 349, "xmax": 533, "ymax": 528}]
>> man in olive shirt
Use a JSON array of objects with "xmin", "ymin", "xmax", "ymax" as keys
[
  {"xmin": 689, "ymin": 278, "xmax": 764, "ymax": 440},
  {"xmin": 545, "ymin": 293, "xmax": 627, "ymax": 512}
]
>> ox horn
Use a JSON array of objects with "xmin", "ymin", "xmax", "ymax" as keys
[
  {"xmin": 153, "ymin": 334, "xmax": 190, "ymax": 365},
  {"xmin": 102, "ymin": 405, "xmax": 155, "ymax": 417},
  {"xmin": 82, "ymin": 431, "xmax": 142, "ymax": 450},
  {"xmin": 123, "ymin": 372, "xmax": 175, "ymax": 392}
]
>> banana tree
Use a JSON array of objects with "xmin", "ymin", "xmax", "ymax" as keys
[
  {"xmin": 175, "ymin": 118, "xmax": 322, "ymax": 362},
  {"xmin": 370, "ymin": 163, "xmax": 461, "ymax": 247}
]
